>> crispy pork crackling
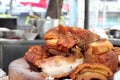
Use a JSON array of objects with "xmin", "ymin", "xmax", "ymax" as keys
[
  {"xmin": 84, "ymin": 39, "xmax": 118, "ymax": 72},
  {"xmin": 25, "ymin": 45, "xmax": 84, "ymax": 78},
  {"xmin": 44, "ymin": 25, "xmax": 100, "ymax": 53},
  {"xmin": 24, "ymin": 25, "xmax": 119, "ymax": 79},
  {"xmin": 70, "ymin": 63, "xmax": 113, "ymax": 80}
]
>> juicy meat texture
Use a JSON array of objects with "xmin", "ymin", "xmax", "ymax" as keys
[
  {"xmin": 24, "ymin": 45, "xmax": 84, "ymax": 78},
  {"xmin": 70, "ymin": 63, "xmax": 113, "ymax": 80},
  {"xmin": 39, "ymin": 55, "xmax": 84, "ymax": 78},
  {"xmin": 84, "ymin": 39, "xmax": 118, "ymax": 72},
  {"xmin": 44, "ymin": 25, "xmax": 100, "ymax": 53}
]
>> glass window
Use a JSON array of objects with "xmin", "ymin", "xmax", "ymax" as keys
[
  {"xmin": 101, "ymin": 0, "xmax": 117, "ymax": 1},
  {"xmin": 89, "ymin": 0, "xmax": 120, "ymax": 29}
]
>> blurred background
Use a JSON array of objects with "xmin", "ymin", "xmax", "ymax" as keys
[{"xmin": 1, "ymin": 0, "xmax": 120, "ymax": 38}]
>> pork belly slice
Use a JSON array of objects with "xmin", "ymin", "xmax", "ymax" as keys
[
  {"xmin": 38, "ymin": 55, "xmax": 84, "ymax": 78},
  {"xmin": 70, "ymin": 63, "xmax": 113, "ymax": 80}
]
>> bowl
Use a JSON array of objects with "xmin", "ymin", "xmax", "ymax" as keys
[
  {"xmin": 110, "ymin": 29, "xmax": 120, "ymax": 38},
  {"xmin": 23, "ymin": 33, "xmax": 38, "ymax": 40}
]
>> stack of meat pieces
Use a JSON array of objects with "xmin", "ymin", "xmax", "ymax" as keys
[{"xmin": 24, "ymin": 25, "xmax": 119, "ymax": 80}]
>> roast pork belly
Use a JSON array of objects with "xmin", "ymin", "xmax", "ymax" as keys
[
  {"xmin": 84, "ymin": 39, "xmax": 118, "ymax": 72},
  {"xmin": 39, "ymin": 55, "xmax": 84, "ymax": 78},
  {"xmin": 44, "ymin": 25, "xmax": 100, "ymax": 53},
  {"xmin": 24, "ymin": 45, "xmax": 49, "ymax": 67},
  {"xmin": 23, "ymin": 25, "xmax": 119, "ymax": 79},
  {"xmin": 70, "ymin": 63, "xmax": 113, "ymax": 80},
  {"xmin": 24, "ymin": 45, "xmax": 84, "ymax": 79}
]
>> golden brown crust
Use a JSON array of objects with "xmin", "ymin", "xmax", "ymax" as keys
[
  {"xmin": 44, "ymin": 27, "xmax": 59, "ymax": 40},
  {"xmin": 44, "ymin": 25, "xmax": 100, "ymax": 53},
  {"xmin": 87, "ymin": 39, "xmax": 113, "ymax": 54},
  {"xmin": 74, "ymin": 72, "xmax": 107, "ymax": 80},
  {"xmin": 70, "ymin": 63, "xmax": 113, "ymax": 80},
  {"xmin": 24, "ymin": 25, "xmax": 119, "ymax": 79},
  {"xmin": 24, "ymin": 45, "xmax": 49, "ymax": 67},
  {"xmin": 84, "ymin": 39, "xmax": 118, "ymax": 72},
  {"xmin": 24, "ymin": 45, "xmax": 84, "ymax": 78}
]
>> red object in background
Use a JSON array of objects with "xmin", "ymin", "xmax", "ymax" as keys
[
  {"xmin": 63, "ymin": 3, "xmax": 69, "ymax": 11},
  {"xmin": 20, "ymin": 0, "xmax": 47, "ymax": 9},
  {"xmin": 9, "ymin": 36, "xmax": 22, "ymax": 40}
]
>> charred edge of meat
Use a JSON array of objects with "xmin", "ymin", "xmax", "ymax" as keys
[
  {"xmin": 27, "ymin": 62, "xmax": 42, "ymax": 72},
  {"xmin": 69, "ymin": 45, "xmax": 84, "ymax": 57},
  {"xmin": 55, "ymin": 76, "xmax": 71, "ymax": 80},
  {"xmin": 47, "ymin": 48, "xmax": 70, "ymax": 57}
]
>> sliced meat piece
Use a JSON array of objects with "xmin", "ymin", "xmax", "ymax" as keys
[
  {"xmin": 84, "ymin": 39, "xmax": 118, "ymax": 72},
  {"xmin": 70, "ymin": 63, "xmax": 113, "ymax": 80},
  {"xmin": 39, "ymin": 55, "xmax": 84, "ymax": 78},
  {"xmin": 44, "ymin": 25, "xmax": 100, "ymax": 53}
]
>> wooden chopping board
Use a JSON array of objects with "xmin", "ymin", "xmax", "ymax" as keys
[{"xmin": 8, "ymin": 58, "xmax": 46, "ymax": 80}]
